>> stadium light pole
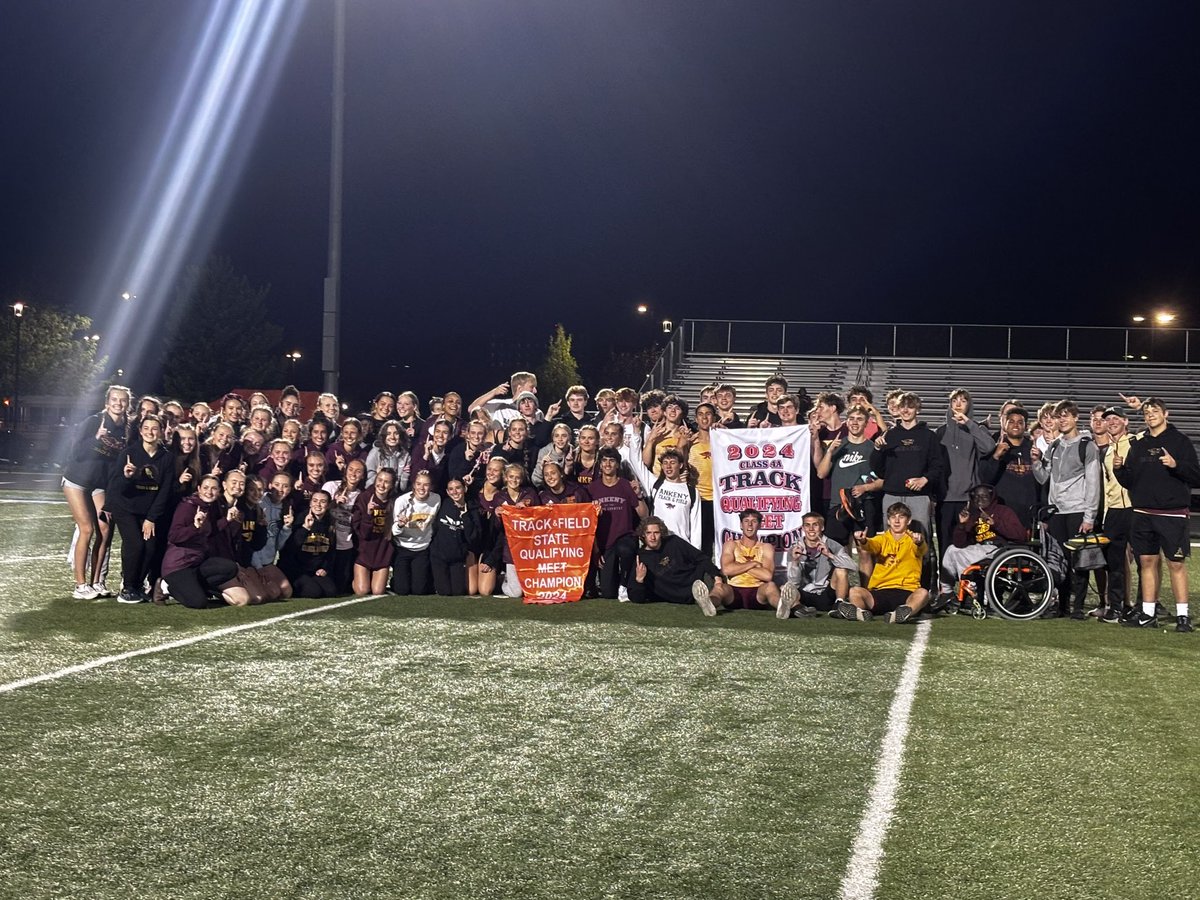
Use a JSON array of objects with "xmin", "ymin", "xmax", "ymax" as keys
[
  {"xmin": 321, "ymin": 0, "xmax": 346, "ymax": 395},
  {"xmin": 11, "ymin": 302, "xmax": 25, "ymax": 430},
  {"xmin": 1132, "ymin": 311, "xmax": 1176, "ymax": 360},
  {"xmin": 285, "ymin": 350, "xmax": 302, "ymax": 378}
]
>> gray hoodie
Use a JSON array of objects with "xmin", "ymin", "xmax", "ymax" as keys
[
  {"xmin": 937, "ymin": 408, "xmax": 996, "ymax": 503},
  {"xmin": 1033, "ymin": 432, "xmax": 1100, "ymax": 524}
]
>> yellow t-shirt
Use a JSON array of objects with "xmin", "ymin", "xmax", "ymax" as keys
[{"xmin": 864, "ymin": 531, "xmax": 924, "ymax": 592}]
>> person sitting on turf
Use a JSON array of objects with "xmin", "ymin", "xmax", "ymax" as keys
[
  {"xmin": 840, "ymin": 502, "xmax": 930, "ymax": 623},
  {"xmin": 781, "ymin": 512, "xmax": 855, "ymax": 615},
  {"xmin": 934, "ymin": 483, "xmax": 1026, "ymax": 608},
  {"xmin": 626, "ymin": 516, "xmax": 731, "ymax": 614},
  {"xmin": 720, "ymin": 508, "xmax": 796, "ymax": 619}
]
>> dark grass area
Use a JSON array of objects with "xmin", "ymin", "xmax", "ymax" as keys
[{"xmin": 3, "ymin": 496, "xmax": 1198, "ymax": 899}]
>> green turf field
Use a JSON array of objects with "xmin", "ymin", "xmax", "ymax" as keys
[{"xmin": 1, "ymin": 494, "xmax": 1196, "ymax": 900}]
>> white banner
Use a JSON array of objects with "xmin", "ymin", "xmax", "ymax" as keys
[{"xmin": 709, "ymin": 424, "xmax": 811, "ymax": 569}]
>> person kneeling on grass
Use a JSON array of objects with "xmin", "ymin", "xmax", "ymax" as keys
[
  {"xmin": 718, "ymin": 508, "xmax": 797, "ymax": 620},
  {"xmin": 780, "ymin": 512, "xmax": 855, "ymax": 616},
  {"xmin": 838, "ymin": 502, "xmax": 930, "ymax": 624},
  {"xmin": 279, "ymin": 490, "xmax": 339, "ymax": 599},
  {"xmin": 626, "ymin": 516, "xmax": 731, "ymax": 614}
]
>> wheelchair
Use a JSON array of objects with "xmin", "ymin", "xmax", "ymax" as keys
[{"xmin": 945, "ymin": 507, "xmax": 1075, "ymax": 622}]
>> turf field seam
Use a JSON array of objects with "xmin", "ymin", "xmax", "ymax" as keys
[
  {"xmin": 0, "ymin": 593, "xmax": 387, "ymax": 695},
  {"xmin": 837, "ymin": 618, "xmax": 933, "ymax": 900}
]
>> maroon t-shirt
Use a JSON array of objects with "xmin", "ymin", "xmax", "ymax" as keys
[{"xmin": 587, "ymin": 477, "xmax": 640, "ymax": 550}]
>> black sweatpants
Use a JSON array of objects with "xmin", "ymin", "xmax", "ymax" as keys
[
  {"xmin": 1102, "ymin": 506, "xmax": 1132, "ymax": 610},
  {"xmin": 112, "ymin": 511, "xmax": 162, "ymax": 593},
  {"xmin": 391, "ymin": 545, "xmax": 431, "ymax": 595},
  {"xmin": 1047, "ymin": 511, "xmax": 1088, "ymax": 614},
  {"xmin": 292, "ymin": 573, "xmax": 338, "ymax": 598},
  {"xmin": 599, "ymin": 533, "xmax": 639, "ymax": 599},
  {"xmin": 430, "ymin": 555, "xmax": 467, "ymax": 596},
  {"xmin": 164, "ymin": 558, "xmax": 239, "ymax": 609}
]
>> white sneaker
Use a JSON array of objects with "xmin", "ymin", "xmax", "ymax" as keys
[
  {"xmin": 72, "ymin": 584, "xmax": 99, "ymax": 600},
  {"xmin": 692, "ymin": 579, "xmax": 717, "ymax": 617},
  {"xmin": 618, "ymin": 585, "xmax": 630, "ymax": 602},
  {"xmin": 776, "ymin": 584, "xmax": 798, "ymax": 620},
  {"xmin": 91, "ymin": 582, "xmax": 115, "ymax": 599}
]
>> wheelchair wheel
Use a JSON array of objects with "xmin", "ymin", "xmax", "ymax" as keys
[{"xmin": 984, "ymin": 546, "xmax": 1057, "ymax": 621}]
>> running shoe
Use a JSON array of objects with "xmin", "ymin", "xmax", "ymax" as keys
[
  {"xmin": 1121, "ymin": 612, "xmax": 1158, "ymax": 629},
  {"xmin": 117, "ymin": 590, "xmax": 147, "ymax": 604},
  {"xmin": 692, "ymin": 580, "xmax": 717, "ymax": 617},
  {"xmin": 1176, "ymin": 615, "xmax": 1194, "ymax": 634},
  {"xmin": 91, "ymin": 582, "xmax": 116, "ymax": 599},
  {"xmin": 72, "ymin": 584, "xmax": 99, "ymax": 600},
  {"xmin": 887, "ymin": 605, "xmax": 915, "ymax": 624},
  {"xmin": 834, "ymin": 599, "xmax": 872, "ymax": 622},
  {"xmin": 776, "ymin": 588, "xmax": 797, "ymax": 620}
]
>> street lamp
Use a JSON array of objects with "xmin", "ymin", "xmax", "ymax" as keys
[
  {"xmin": 11, "ymin": 302, "xmax": 24, "ymax": 430},
  {"xmin": 285, "ymin": 350, "xmax": 302, "ymax": 377}
]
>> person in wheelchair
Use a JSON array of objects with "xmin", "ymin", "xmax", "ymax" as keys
[
  {"xmin": 839, "ymin": 502, "xmax": 931, "ymax": 624},
  {"xmin": 934, "ymin": 483, "xmax": 1027, "ymax": 609}
]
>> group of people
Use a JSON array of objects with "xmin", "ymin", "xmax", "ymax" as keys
[{"xmin": 58, "ymin": 371, "xmax": 1199, "ymax": 633}]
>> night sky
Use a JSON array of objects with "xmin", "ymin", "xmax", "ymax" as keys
[{"xmin": 3, "ymin": 1, "xmax": 1198, "ymax": 405}]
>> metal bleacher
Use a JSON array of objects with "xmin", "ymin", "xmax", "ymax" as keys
[{"xmin": 648, "ymin": 319, "xmax": 1200, "ymax": 444}]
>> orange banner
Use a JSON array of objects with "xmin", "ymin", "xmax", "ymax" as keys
[{"xmin": 497, "ymin": 505, "xmax": 598, "ymax": 604}]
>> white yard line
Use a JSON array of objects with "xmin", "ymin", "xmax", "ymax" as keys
[
  {"xmin": 838, "ymin": 618, "xmax": 933, "ymax": 900},
  {"xmin": 0, "ymin": 497, "xmax": 66, "ymax": 505},
  {"xmin": 0, "ymin": 594, "xmax": 387, "ymax": 694},
  {"xmin": 0, "ymin": 554, "xmax": 65, "ymax": 563}
]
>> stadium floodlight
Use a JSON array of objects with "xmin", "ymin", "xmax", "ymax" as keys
[{"xmin": 87, "ymin": 0, "xmax": 304, "ymax": 389}]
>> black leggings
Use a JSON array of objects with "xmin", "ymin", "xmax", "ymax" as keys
[
  {"xmin": 164, "ymin": 558, "xmax": 239, "ymax": 609},
  {"xmin": 430, "ymin": 555, "xmax": 467, "ymax": 596}
]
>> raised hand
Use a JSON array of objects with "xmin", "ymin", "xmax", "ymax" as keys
[
  {"xmin": 303, "ymin": 511, "xmax": 315, "ymax": 530},
  {"xmin": 634, "ymin": 558, "xmax": 647, "ymax": 583},
  {"xmin": 124, "ymin": 455, "xmax": 136, "ymax": 478},
  {"xmin": 1118, "ymin": 392, "xmax": 1143, "ymax": 410},
  {"xmin": 1160, "ymin": 448, "xmax": 1176, "ymax": 468},
  {"xmin": 193, "ymin": 508, "xmax": 207, "ymax": 529},
  {"xmin": 179, "ymin": 469, "xmax": 193, "ymax": 485}
]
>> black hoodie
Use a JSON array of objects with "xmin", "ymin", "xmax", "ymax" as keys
[
  {"xmin": 877, "ymin": 421, "xmax": 944, "ymax": 496},
  {"xmin": 1114, "ymin": 424, "xmax": 1200, "ymax": 511}
]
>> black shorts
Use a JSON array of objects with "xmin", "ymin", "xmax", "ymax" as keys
[
  {"xmin": 1130, "ymin": 513, "xmax": 1190, "ymax": 562},
  {"xmin": 801, "ymin": 586, "xmax": 838, "ymax": 612},
  {"xmin": 866, "ymin": 587, "xmax": 916, "ymax": 614}
]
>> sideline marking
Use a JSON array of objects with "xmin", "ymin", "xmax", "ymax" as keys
[
  {"xmin": 837, "ymin": 618, "xmax": 933, "ymax": 900},
  {"xmin": 0, "ymin": 594, "xmax": 387, "ymax": 695},
  {"xmin": 0, "ymin": 498, "xmax": 67, "ymax": 506},
  {"xmin": 0, "ymin": 554, "xmax": 64, "ymax": 563}
]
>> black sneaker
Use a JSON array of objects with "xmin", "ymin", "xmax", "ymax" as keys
[
  {"xmin": 834, "ymin": 599, "xmax": 872, "ymax": 622},
  {"xmin": 793, "ymin": 603, "xmax": 819, "ymax": 618},
  {"xmin": 1069, "ymin": 608, "xmax": 1087, "ymax": 621},
  {"xmin": 1121, "ymin": 605, "xmax": 1141, "ymax": 623},
  {"xmin": 888, "ymin": 605, "xmax": 915, "ymax": 624},
  {"xmin": 1101, "ymin": 607, "xmax": 1121, "ymax": 624},
  {"xmin": 928, "ymin": 591, "xmax": 955, "ymax": 614},
  {"xmin": 1176, "ymin": 615, "xmax": 1194, "ymax": 634},
  {"xmin": 1121, "ymin": 612, "xmax": 1158, "ymax": 629},
  {"xmin": 1155, "ymin": 602, "xmax": 1170, "ymax": 619},
  {"xmin": 117, "ymin": 589, "xmax": 147, "ymax": 604}
]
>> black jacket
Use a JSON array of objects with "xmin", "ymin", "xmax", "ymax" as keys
[
  {"xmin": 877, "ymin": 422, "xmax": 944, "ymax": 496},
  {"xmin": 627, "ymin": 535, "xmax": 721, "ymax": 603}
]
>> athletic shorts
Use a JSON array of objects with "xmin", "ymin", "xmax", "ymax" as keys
[
  {"xmin": 731, "ymin": 584, "xmax": 772, "ymax": 611},
  {"xmin": 62, "ymin": 477, "xmax": 105, "ymax": 496},
  {"xmin": 1130, "ymin": 513, "xmax": 1190, "ymax": 562},
  {"xmin": 866, "ymin": 587, "xmax": 914, "ymax": 615},
  {"xmin": 801, "ymin": 586, "xmax": 838, "ymax": 612}
]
